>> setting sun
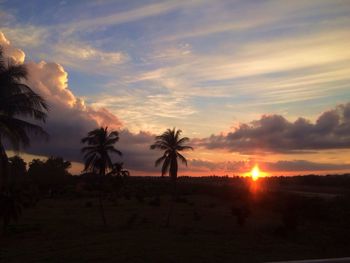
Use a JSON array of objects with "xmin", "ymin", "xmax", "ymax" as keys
[{"xmin": 251, "ymin": 165, "xmax": 261, "ymax": 181}]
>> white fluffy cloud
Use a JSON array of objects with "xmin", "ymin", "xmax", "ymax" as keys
[
  {"xmin": 1, "ymin": 32, "xmax": 123, "ymax": 160},
  {"xmin": 0, "ymin": 32, "xmax": 25, "ymax": 63}
]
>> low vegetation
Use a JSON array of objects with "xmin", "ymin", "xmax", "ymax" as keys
[{"xmin": 1, "ymin": 174, "xmax": 350, "ymax": 262}]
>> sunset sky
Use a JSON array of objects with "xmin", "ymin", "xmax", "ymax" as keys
[{"xmin": 1, "ymin": 0, "xmax": 350, "ymax": 176}]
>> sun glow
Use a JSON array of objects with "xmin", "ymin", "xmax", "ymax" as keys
[{"xmin": 251, "ymin": 165, "xmax": 261, "ymax": 181}]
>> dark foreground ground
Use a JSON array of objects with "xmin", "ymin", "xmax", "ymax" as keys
[{"xmin": 1, "ymin": 176, "xmax": 350, "ymax": 262}]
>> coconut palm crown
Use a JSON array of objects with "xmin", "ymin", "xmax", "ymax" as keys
[
  {"xmin": 150, "ymin": 128, "xmax": 193, "ymax": 180},
  {"xmin": 81, "ymin": 127, "xmax": 122, "ymax": 176}
]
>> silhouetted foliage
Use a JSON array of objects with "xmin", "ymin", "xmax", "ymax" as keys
[
  {"xmin": 8, "ymin": 156, "xmax": 27, "ymax": 185},
  {"xmin": 0, "ymin": 46, "xmax": 48, "ymax": 191},
  {"xmin": 81, "ymin": 127, "xmax": 122, "ymax": 176},
  {"xmin": 107, "ymin": 162, "xmax": 130, "ymax": 177},
  {"xmin": 150, "ymin": 128, "xmax": 193, "ymax": 182},
  {"xmin": 27, "ymin": 157, "xmax": 71, "ymax": 189}
]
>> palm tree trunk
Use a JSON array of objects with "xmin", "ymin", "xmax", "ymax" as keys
[
  {"xmin": 165, "ymin": 178, "xmax": 177, "ymax": 227},
  {"xmin": 98, "ymin": 162, "xmax": 107, "ymax": 227},
  {"xmin": 0, "ymin": 137, "xmax": 9, "ymax": 192},
  {"xmin": 165, "ymin": 158, "xmax": 178, "ymax": 227},
  {"xmin": 98, "ymin": 190, "xmax": 107, "ymax": 227},
  {"xmin": 170, "ymin": 155, "xmax": 178, "ymax": 197},
  {"xmin": 165, "ymin": 198, "xmax": 174, "ymax": 227}
]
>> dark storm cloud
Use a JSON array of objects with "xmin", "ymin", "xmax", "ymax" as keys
[
  {"xmin": 196, "ymin": 103, "xmax": 350, "ymax": 153},
  {"xmin": 117, "ymin": 130, "xmax": 159, "ymax": 174}
]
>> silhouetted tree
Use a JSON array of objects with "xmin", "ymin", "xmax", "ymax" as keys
[
  {"xmin": 0, "ymin": 46, "xmax": 48, "ymax": 233},
  {"xmin": 150, "ymin": 128, "xmax": 193, "ymax": 226},
  {"xmin": 45, "ymin": 156, "xmax": 71, "ymax": 176},
  {"xmin": 8, "ymin": 155, "xmax": 27, "ymax": 187},
  {"xmin": 8, "ymin": 155, "xmax": 27, "ymax": 178},
  {"xmin": 27, "ymin": 159, "xmax": 45, "ymax": 177},
  {"xmin": 81, "ymin": 127, "xmax": 122, "ymax": 226},
  {"xmin": 0, "ymin": 46, "xmax": 48, "ymax": 191},
  {"xmin": 150, "ymin": 128, "xmax": 193, "ymax": 188},
  {"xmin": 107, "ymin": 162, "xmax": 130, "ymax": 177},
  {"xmin": 28, "ymin": 157, "xmax": 71, "ymax": 189}
]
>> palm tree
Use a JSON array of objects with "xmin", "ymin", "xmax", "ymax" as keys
[
  {"xmin": 0, "ymin": 46, "xmax": 48, "ymax": 191},
  {"xmin": 150, "ymin": 128, "xmax": 193, "ymax": 183},
  {"xmin": 81, "ymin": 127, "xmax": 122, "ymax": 226},
  {"xmin": 150, "ymin": 128, "xmax": 193, "ymax": 227}
]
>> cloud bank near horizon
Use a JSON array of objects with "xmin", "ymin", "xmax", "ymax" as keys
[{"xmin": 195, "ymin": 103, "xmax": 350, "ymax": 154}]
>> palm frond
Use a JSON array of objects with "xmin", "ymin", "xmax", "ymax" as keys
[
  {"xmin": 155, "ymin": 154, "xmax": 167, "ymax": 167},
  {"xmin": 1, "ymin": 62, "xmax": 28, "ymax": 82},
  {"xmin": 161, "ymin": 157, "xmax": 170, "ymax": 176},
  {"xmin": 81, "ymin": 127, "xmax": 122, "ymax": 175},
  {"xmin": 0, "ymin": 116, "xmax": 48, "ymax": 150},
  {"xmin": 177, "ymin": 152, "xmax": 188, "ymax": 166},
  {"xmin": 0, "ymin": 49, "xmax": 49, "ymax": 157},
  {"xmin": 150, "ymin": 128, "xmax": 193, "ymax": 178},
  {"xmin": 177, "ymin": 145, "xmax": 193, "ymax": 151},
  {"xmin": 177, "ymin": 137, "xmax": 190, "ymax": 145},
  {"xmin": 107, "ymin": 147, "xmax": 122, "ymax": 156}
]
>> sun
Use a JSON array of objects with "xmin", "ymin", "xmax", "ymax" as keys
[{"xmin": 251, "ymin": 165, "xmax": 260, "ymax": 181}]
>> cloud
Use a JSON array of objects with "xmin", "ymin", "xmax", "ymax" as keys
[
  {"xmin": 128, "ymin": 28, "xmax": 350, "ymax": 113},
  {"xmin": 0, "ymin": 31, "xmax": 167, "ymax": 175},
  {"xmin": 0, "ymin": 32, "xmax": 25, "ymax": 63},
  {"xmin": 117, "ymin": 130, "xmax": 160, "ymax": 175},
  {"xmin": 51, "ymin": 41, "xmax": 128, "ymax": 73},
  {"xmin": 2, "ymin": 0, "xmax": 350, "ymax": 177},
  {"xmin": 90, "ymin": 91, "xmax": 196, "ymax": 134},
  {"xmin": 0, "ymin": 26, "xmax": 48, "ymax": 49},
  {"xmin": 2, "ymin": 29, "xmax": 349, "ymax": 176},
  {"xmin": 159, "ymin": 0, "xmax": 350, "ymax": 42},
  {"xmin": 0, "ymin": 29, "xmax": 194, "ymax": 175},
  {"xmin": 0, "ymin": 32, "xmax": 122, "ymax": 159},
  {"xmin": 60, "ymin": 1, "xmax": 204, "ymax": 34},
  {"xmin": 196, "ymin": 102, "xmax": 350, "ymax": 153}
]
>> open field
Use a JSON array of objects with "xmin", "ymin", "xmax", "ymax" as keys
[{"xmin": 1, "ymin": 177, "xmax": 350, "ymax": 263}]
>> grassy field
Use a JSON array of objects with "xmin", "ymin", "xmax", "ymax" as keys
[{"xmin": 1, "ymin": 179, "xmax": 350, "ymax": 263}]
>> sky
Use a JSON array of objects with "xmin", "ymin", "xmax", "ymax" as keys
[{"xmin": 1, "ymin": 0, "xmax": 350, "ymax": 176}]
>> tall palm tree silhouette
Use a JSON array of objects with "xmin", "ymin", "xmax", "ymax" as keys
[
  {"xmin": 150, "ymin": 128, "xmax": 193, "ymax": 182},
  {"xmin": 150, "ymin": 128, "xmax": 193, "ymax": 226},
  {"xmin": 0, "ymin": 47, "xmax": 48, "ymax": 191},
  {"xmin": 81, "ymin": 127, "xmax": 122, "ymax": 226}
]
